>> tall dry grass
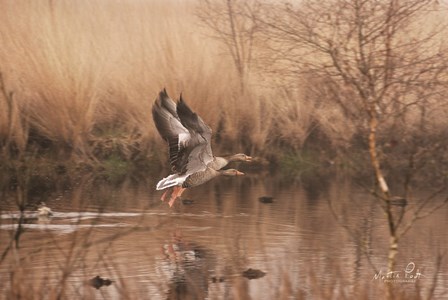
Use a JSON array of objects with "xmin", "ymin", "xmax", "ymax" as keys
[
  {"xmin": 0, "ymin": 0, "xmax": 337, "ymax": 162},
  {"xmin": 0, "ymin": 0, "xmax": 447, "ymax": 165},
  {"xmin": 0, "ymin": 1, "xmax": 205, "ymax": 157}
]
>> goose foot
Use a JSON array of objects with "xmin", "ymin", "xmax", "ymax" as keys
[
  {"xmin": 161, "ymin": 189, "xmax": 170, "ymax": 202},
  {"xmin": 168, "ymin": 187, "xmax": 186, "ymax": 207}
]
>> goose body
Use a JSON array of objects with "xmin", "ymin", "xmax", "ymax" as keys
[{"xmin": 152, "ymin": 89, "xmax": 248, "ymax": 206}]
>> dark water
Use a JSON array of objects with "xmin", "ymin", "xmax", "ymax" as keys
[{"xmin": 0, "ymin": 173, "xmax": 447, "ymax": 299}]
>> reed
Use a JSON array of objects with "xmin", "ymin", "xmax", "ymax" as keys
[
  {"xmin": 0, "ymin": 0, "xmax": 447, "ymax": 166},
  {"xmin": 0, "ymin": 0, "xmax": 333, "ymax": 162}
]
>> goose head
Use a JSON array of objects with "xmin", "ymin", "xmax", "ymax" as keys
[{"xmin": 229, "ymin": 153, "xmax": 253, "ymax": 162}]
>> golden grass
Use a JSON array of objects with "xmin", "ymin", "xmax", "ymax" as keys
[
  {"xmin": 0, "ymin": 0, "xmax": 447, "ymax": 163},
  {"xmin": 0, "ymin": 0, "xmax": 323, "ymax": 161}
]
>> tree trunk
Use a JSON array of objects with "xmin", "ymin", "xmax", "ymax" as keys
[{"xmin": 367, "ymin": 104, "xmax": 397, "ymax": 299}]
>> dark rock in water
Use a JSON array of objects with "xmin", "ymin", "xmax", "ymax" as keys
[
  {"xmin": 182, "ymin": 199, "xmax": 195, "ymax": 205},
  {"xmin": 211, "ymin": 276, "xmax": 225, "ymax": 283},
  {"xmin": 88, "ymin": 275, "xmax": 113, "ymax": 289},
  {"xmin": 242, "ymin": 268, "xmax": 266, "ymax": 279},
  {"xmin": 390, "ymin": 197, "xmax": 407, "ymax": 207},
  {"xmin": 259, "ymin": 196, "xmax": 274, "ymax": 204}
]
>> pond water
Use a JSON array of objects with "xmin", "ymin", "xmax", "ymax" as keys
[{"xmin": 0, "ymin": 172, "xmax": 447, "ymax": 299}]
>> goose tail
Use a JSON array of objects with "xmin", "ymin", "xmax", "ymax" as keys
[{"xmin": 156, "ymin": 174, "xmax": 188, "ymax": 190}]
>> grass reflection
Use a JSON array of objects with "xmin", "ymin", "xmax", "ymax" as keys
[{"xmin": 0, "ymin": 171, "xmax": 447, "ymax": 299}]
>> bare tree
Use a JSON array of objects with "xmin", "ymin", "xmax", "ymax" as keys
[
  {"xmin": 256, "ymin": 0, "xmax": 448, "ymax": 298},
  {"xmin": 196, "ymin": 0, "xmax": 261, "ymax": 93}
]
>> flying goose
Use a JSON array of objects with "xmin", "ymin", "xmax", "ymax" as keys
[{"xmin": 152, "ymin": 89, "xmax": 249, "ymax": 207}]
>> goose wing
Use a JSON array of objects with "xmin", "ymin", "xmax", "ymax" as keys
[
  {"xmin": 152, "ymin": 89, "xmax": 191, "ymax": 172},
  {"xmin": 176, "ymin": 95, "xmax": 214, "ymax": 174},
  {"xmin": 152, "ymin": 89, "xmax": 213, "ymax": 176}
]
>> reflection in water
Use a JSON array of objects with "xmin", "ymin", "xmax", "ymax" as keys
[
  {"xmin": 301, "ymin": 172, "xmax": 330, "ymax": 203},
  {"xmin": 162, "ymin": 231, "xmax": 214, "ymax": 300},
  {"xmin": 0, "ymin": 173, "xmax": 447, "ymax": 299}
]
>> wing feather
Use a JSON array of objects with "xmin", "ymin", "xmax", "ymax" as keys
[
  {"xmin": 152, "ymin": 89, "xmax": 214, "ymax": 178},
  {"xmin": 176, "ymin": 95, "xmax": 214, "ymax": 172}
]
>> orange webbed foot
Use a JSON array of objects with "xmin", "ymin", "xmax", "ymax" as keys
[
  {"xmin": 167, "ymin": 187, "xmax": 186, "ymax": 207},
  {"xmin": 161, "ymin": 189, "xmax": 170, "ymax": 202}
]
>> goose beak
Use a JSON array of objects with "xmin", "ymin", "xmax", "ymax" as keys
[
  {"xmin": 236, "ymin": 171, "xmax": 245, "ymax": 176},
  {"xmin": 245, "ymin": 156, "xmax": 253, "ymax": 162}
]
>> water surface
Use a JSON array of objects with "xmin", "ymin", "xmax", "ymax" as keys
[{"xmin": 0, "ymin": 173, "xmax": 447, "ymax": 299}]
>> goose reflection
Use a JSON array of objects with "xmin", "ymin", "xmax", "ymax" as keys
[{"xmin": 162, "ymin": 231, "xmax": 216, "ymax": 300}]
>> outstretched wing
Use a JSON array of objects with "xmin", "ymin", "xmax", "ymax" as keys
[
  {"xmin": 152, "ymin": 89, "xmax": 191, "ymax": 172},
  {"xmin": 152, "ymin": 89, "xmax": 214, "ymax": 176},
  {"xmin": 176, "ymin": 95, "xmax": 214, "ymax": 174}
]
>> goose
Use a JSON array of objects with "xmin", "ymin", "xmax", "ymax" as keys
[
  {"xmin": 152, "ymin": 89, "xmax": 249, "ymax": 207},
  {"xmin": 152, "ymin": 89, "xmax": 252, "ymax": 169}
]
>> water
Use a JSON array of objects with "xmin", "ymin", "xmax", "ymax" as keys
[{"xmin": 0, "ymin": 173, "xmax": 447, "ymax": 299}]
